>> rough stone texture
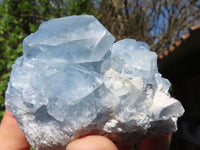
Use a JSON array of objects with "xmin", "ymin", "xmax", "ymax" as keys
[{"xmin": 5, "ymin": 15, "xmax": 184, "ymax": 150}]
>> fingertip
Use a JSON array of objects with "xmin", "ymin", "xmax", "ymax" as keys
[
  {"xmin": 66, "ymin": 135, "xmax": 118, "ymax": 150},
  {"xmin": 0, "ymin": 109, "xmax": 30, "ymax": 150}
]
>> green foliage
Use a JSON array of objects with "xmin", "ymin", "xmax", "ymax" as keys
[
  {"xmin": 66, "ymin": 0, "xmax": 95, "ymax": 15},
  {"xmin": 0, "ymin": 0, "xmax": 40, "ymax": 121}
]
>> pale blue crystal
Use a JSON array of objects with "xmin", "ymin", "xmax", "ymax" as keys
[
  {"xmin": 23, "ymin": 15, "xmax": 115, "ymax": 63},
  {"xmin": 5, "ymin": 15, "xmax": 184, "ymax": 150},
  {"xmin": 111, "ymin": 39, "xmax": 158, "ymax": 79}
]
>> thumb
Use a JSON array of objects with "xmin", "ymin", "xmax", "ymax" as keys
[
  {"xmin": 66, "ymin": 135, "xmax": 118, "ymax": 150},
  {"xmin": 0, "ymin": 109, "xmax": 30, "ymax": 150}
]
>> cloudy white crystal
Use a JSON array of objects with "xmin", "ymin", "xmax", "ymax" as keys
[{"xmin": 5, "ymin": 15, "xmax": 184, "ymax": 150}]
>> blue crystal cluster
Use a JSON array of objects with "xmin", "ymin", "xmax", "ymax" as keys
[{"xmin": 5, "ymin": 15, "xmax": 184, "ymax": 150}]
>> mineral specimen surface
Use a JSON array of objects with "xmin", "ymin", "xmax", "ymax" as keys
[{"xmin": 5, "ymin": 15, "xmax": 184, "ymax": 150}]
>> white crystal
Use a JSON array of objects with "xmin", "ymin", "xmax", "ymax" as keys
[
  {"xmin": 104, "ymin": 68, "xmax": 138, "ymax": 97},
  {"xmin": 5, "ymin": 15, "xmax": 184, "ymax": 150}
]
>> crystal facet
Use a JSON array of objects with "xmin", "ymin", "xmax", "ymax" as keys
[{"xmin": 5, "ymin": 15, "xmax": 184, "ymax": 150}]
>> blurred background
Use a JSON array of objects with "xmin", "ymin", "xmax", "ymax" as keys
[{"xmin": 0, "ymin": 0, "xmax": 200, "ymax": 149}]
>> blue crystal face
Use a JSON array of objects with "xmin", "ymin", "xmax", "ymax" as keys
[
  {"xmin": 5, "ymin": 15, "xmax": 184, "ymax": 150},
  {"xmin": 23, "ymin": 15, "xmax": 115, "ymax": 63}
]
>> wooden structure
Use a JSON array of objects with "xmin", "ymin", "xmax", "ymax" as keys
[{"xmin": 158, "ymin": 25, "xmax": 200, "ymax": 149}]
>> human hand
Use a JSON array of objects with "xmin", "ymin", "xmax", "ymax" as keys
[
  {"xmin": 0, "ymin": 109, "xmax": 30, "ymax": 150},
  {"xmin": 66, "ymin": 133, "xmax": 172, "ymax": 150},
  {"xmin": 0, "ymin": 109, "xmax": 171, "ymax": 150}
]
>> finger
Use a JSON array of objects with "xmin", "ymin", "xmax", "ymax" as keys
[
  {"xmin": 139, "ymin": 133, "xmax": 172, "ymax": 150},
  {"xmin": 66, "ymin": 135, "xmax": 118, "ymax": 150},
  {"xmin": 0, "ymin": 109, "xmax": 30, "ymax": 150}
]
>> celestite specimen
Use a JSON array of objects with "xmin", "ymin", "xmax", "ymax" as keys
[{"xmin": 5, "ymin": 15, "xmax": 184, "ymax": 150}]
